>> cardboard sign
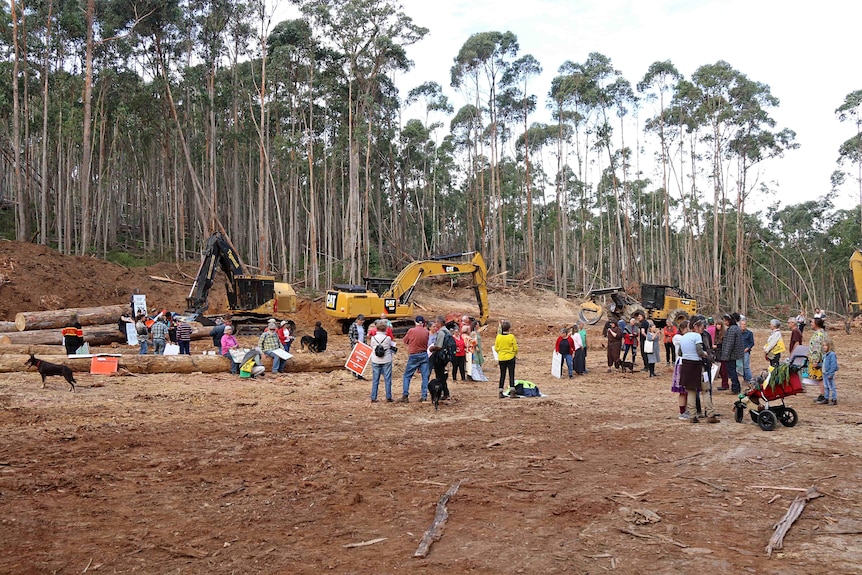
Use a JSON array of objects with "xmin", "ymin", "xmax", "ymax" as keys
[
  {"xmin": 90, "ymin": 356, "xmax": 119, "ymax": 374},
  {"xmin": 272, "ymin": 348, "xmax": 293, "ymax": 360},
  {"xmin": 346, "ymin": 342, "xmax": 372, "ymax": 376},
  {"xmin": 125, "ymin": 322, "xmax": 138, "ymax": 345},
  {"xmin": 132, "ymin": 294, "xmax": 148, "ymax": 318},
  {"xmin": 551, "ymin": 351, "xmax": 562, "ymax": 379}
]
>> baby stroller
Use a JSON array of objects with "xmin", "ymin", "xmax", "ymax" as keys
[{"xmin": 734, "ymin": 354, "xmax": 806, "ymax": 431}]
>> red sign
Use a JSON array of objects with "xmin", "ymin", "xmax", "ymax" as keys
[{"xmin": 345, "ymin": 342, "xmax": 372, "ymax": 376}]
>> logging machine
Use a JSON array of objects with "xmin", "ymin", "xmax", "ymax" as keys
[
  {"xmin": 185, "ymin": 232, "xmax": 296, "ymax": 323},
  {"xmin": 324, "ymin": 251, "xmax": 490, "ymax": 334}
]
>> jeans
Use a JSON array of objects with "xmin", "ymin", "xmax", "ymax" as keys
[
  {"xmin": 371, "ymin": 361, "xmax": 393, "ymax": 401},
  {"xmin": 622, "ymin": 344, "xmax": 637, "ymax": 363},
  {"xmin": 403, "ymin": 352, "xmax": 430, "ymax": 398},
  {"xmin": 179, "ymin": 341, "xmax": 190, "ymax": 355},
  {"xmin": 139, "ymin": 340, "xmax": 149, "ymax": 355},
  {"xmin": 724, "ymin": 359, "xmax": 741, "ymax": 393},
  {"xmin": 265, "ymin": 350, "xmax": 283, "ymax": 373},
  {"xmin": 153, "ymin": 338, "xmax": 166, "ymax": 355},
  {"xmin": 224, "ymin": 352, "xmax": 239, "ymax": 374},
  {"xmin": 561, "ymin": 353, "xmax": 573, "ymax": 377},
  {"xmin": 823, "ymin": 373, "xmax": 837, "ymax": 401},
  {"xmin": 736, "ymin": 352, "xmax": 752, "ymax": 382}
]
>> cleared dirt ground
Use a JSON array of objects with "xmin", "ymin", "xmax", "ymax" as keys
[{"xmin": 0, "ymin": 244, "xmax": 860, "ymax": 574}]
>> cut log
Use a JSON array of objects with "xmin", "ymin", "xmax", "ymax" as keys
[
  {"xmin": 0, "ymin": 322, "xmax": 211, "ymax": 346},
  {"xmin": 0, "ymin": 321, "xmax": 17, "ymax": 333},
  {"xmin": 3, "ymin": 352, "xmax": 346, "ymax": 374},
  {"xmin": 0, "ymin": 344, "xmax": 142, "ymax": 356},
  {"xmin": 15, "ymin": 304, "xmax": 130, "ymax": 331}
]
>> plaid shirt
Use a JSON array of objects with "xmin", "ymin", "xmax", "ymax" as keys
[
  {"xmin": 258, "ymin": 330, "xmax": 281, "ymax": 353},
  {"xmin": 150, "ymin": 321, "xmax": 168, "ymax": 340}
]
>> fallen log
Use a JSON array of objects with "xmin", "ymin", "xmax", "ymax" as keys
[
  {"xmin": 766, "ymin": 486, "xmax": 821, "ymax": 556},
  {"xmin": 414, "ymin": 480, "xmax": 462, "ymax": 559},
  {"xmin": 15, "ymin": 304, "xmax": 131, "ymax": 331},
  {"xmin": 0, "ymin": 321, "xmax": 17, "ymax": 333},
  {"xmin": 0, "ymin": 344, "xmax": 143, "ymax": 356},
  {"xmin": 0, "ymin": 322, "xmax": 211, "ymax": 346},
  {"xmin": 2, "ymin": 352, "xmax": 346, "ymax": 374}
]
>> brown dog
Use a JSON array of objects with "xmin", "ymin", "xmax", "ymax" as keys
[{"xmin": 25, "ymin": 354, "xmax": 76, "ymax": 392}]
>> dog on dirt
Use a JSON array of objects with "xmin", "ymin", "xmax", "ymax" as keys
[
  {"xmin": 428, "ymin": 375, "xmax": 446, "ymax": 411},
  {"xmin": 25, "ymin": 354, "xmax": 76, "ymax": 392},
  {"xmin": 619, "ymin": 361, "xmax": 635, "ymax": 373},
  {"xmin": 300, "ymin": 335, "xmax": 320, "ymax": 353}
]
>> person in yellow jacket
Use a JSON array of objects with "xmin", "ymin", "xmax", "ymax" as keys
[
  {"xmin": 763, "ymin": 319, "xmax": 786, "ymax": 368},
  {"xmin": 495, "ymin": 320, "xmax": 518, "ymax": 398}
]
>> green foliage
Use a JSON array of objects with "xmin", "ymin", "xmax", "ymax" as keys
[{"xmin": 105, "ymin": 250, "xmax": 161, "ymax": 268}]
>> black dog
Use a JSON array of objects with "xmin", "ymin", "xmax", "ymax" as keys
[
  {"xmin": 25, "ymin": 354, "xmax": 76, "ymax": 392},
  {"xmin": 428, "ymin": 375, "xmax": 446, "ymax": 411},
  {"xmin": 300, "ymin": 335, "xmax": 320, "ymax": 353},
  {"xmin": 619, "ymin": 361, "xmax": 635, "ymax": 373}
]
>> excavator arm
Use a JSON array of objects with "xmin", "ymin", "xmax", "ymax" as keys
[
  {"xmin": 185, "ymin": 232, "xmax": 245, "ymax": 318},
  {"xmin": 383, "ymin": 251, "xmax": 489, "ymax": 325}
]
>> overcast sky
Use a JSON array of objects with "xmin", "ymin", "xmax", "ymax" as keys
[{"xmin": 275, "ymin": 0, "xmax": 862, "ymax": 212}]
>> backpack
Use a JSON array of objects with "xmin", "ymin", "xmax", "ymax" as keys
[
  {"xmin": 438, "ymin": 330, "xmax": 457, "ymax": 363},
  {"xmin": 558, "ymin": 337, "xmax": 571, "ymax": 356},
  {"xmin": 373, "ymin": 336, "xmax": 387, "ymax": 358}
]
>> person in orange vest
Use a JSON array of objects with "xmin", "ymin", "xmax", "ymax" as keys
[{"xmin": 62, "ymin": 315, "xmax": 84, "ymax": 355}]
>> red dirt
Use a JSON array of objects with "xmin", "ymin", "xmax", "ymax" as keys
[{"xmin": 0, "ymin": 242, "xmax": 860, "ymax": 574}]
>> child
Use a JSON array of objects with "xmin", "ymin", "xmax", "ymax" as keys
[{"xmin": 822, "ymin": 341, "xmax": 838, "ymax": 406}]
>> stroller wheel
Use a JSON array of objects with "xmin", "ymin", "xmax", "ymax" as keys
[
  {"xmin": 758, "ymin": 410, "xmax": 777, "ymax": 431},
  {"xmin": 734, "ymin": 402, "xmax": 745, "ymax": 423},
  {"xmin": 777, "ymin": 407, "xmax": 798, "ymax": 427}
]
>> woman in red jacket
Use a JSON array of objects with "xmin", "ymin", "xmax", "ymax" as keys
[
  {"xmin": 451, "ymin": 327, "xmax": 468, "ymax": 381},
  {"xmin": 555, "ymin": 327, "xmax": 575, "ymax": 378}
]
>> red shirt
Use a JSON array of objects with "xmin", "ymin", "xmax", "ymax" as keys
[
  {"xmin": 403, "ymin": 325, "xmax": 429, "ymax": 355},
  {"xmin": 455, "ymin": 333, "xmax": 467, "ymax": 357}
]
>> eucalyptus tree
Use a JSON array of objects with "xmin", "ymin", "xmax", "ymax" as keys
[
  {"xmin": 451, "ymin": 30, "xmax": 519, "ymax": 276},
  {"xmin": 638, "ymin": 60, "xmax": 682, "ymax": 281},
  {"xmin": 501, "ymin": 53, "xmax": 541, "ymax": 286},
  {"xmin": 835, "ymin": 89, "xmax": 862, "ymax": 238},
  {"xmin": 296, "ymin": 0, "xmax": 427, "ymax": 282}
]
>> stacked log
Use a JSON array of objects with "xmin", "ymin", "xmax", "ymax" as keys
[
  {"xmin": 0, "ymin": 322, "xmax": 17, "ymax": 333},
  {"xmin": 0, "ymin": 344, "xmax": 141, "ymax": 355},
  {"xmin": 15, "ymin": 304, "xmax": 130, "ymax": 331},
  {"xmin": 0, "ymin": 321, "xmax": 211, "ymax": 346},
  {"xmin": 5, "ymin": 352, "xmax": 345, "ymax": 374}
]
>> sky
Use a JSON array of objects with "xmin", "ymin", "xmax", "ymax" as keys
[{"xmin": 274, "ymin": 0, "xmax": 862, "ymax": 213}]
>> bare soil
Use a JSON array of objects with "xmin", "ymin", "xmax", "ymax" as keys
[{"xmin": 0, "ymin": 242, "xmax": 860, "ymax": 574}]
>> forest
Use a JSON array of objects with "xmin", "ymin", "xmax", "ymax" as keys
[{"xmin": 1, "ymin": 0, "xmax": 861, "ymax": 317}]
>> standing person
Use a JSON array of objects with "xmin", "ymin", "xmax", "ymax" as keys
[
  {"xmin": 718, "ymin": 313, "xmax": 744, "ymax": 394},
  {"xmin": 663, "ymin": 322, "xmax": 678, "ymax": 366},
  {"xmin": 638, "ymin": 312, "xmax": 650, "ymax": 371},
  {"xmin": 451, "ymin": 328, "xmax": 467, "ymax": 381},
  {"xmin": 348, "ymin": 315, "xmax": 366, "ymax": 380},
  {"xmin": 221, "ymin": 325, "xmax": 241, "ymax": 374},
  {"xmin": 808, "ymin": 317, "xmax": 829, "ymax": 404},
  {"xmin": 788, "ymin": 317, "xmax": 803, "ymax": 354},
  {"xmin": 428, "ymin": 316, "xmax": 452, "ymax": 400},
  {"xmin": 705, "ymin": 317, "xmax": 717, "ymax": 342},
  {"xmin": 813, "ymin": 307, "xmax": 824, "ymax": 323},
  {"xmin": 175, "ymin": 317, "xmax": 193, "ymax": 355},
  {"xmin": 402, "ymin": 316, "xmax": 430, "ymax": 402},
  {"xmin": 165, "ymin": 312, "xmax": 177, "ymax": 345},
  {"xmin": 556, "ymin": 327, "xmax": 574, "ymax": 378},
  {"xmin": 572, "ymin": 324, "xmax": 586, "ymax": 376},
  {"xmin": 369, "ymin": 319, "xmax": 395, "ymax": 403},
  {"xmin": 259, "ymin": 320, "xmax": 285, "ymax": 374},
  {"xmin": 367, "ymin": 313, "xmax": 394, "ymax": 340},
  {"xmin": 469, "ymin": 320, "xmax": 485, "ymax": 379},
  {"xmin": 679, "ymin": 318, "xmax": 719, "ymax": 423},
  {"xmin": 738, "ymin": 318, "xmax": 755, "ymax": 383},
  {"xmin": 645, "ymin": 322, "xmax": 661, "ymax": 377},
  {"xmin": 671, "ymin": 321, "xmax": 689, "ymax": 419},
  {"xmin": 606, "ymin": 319, "xmax": 623, "ymax": 372},
  {"xmin": 763, "ymin": 319, "xmax": 786, "ymax": 368},
  {"xmin": 622, "ymin": 317, "xmax": 639, "ymax": 366},
  {"xmin": 495, "ymin": 320, "xmax": 518, "ymax": 398},
  {"xmin": 62, "ymin": 315, "xmax": 85, "ymax": 355},
  {"xmin": 135, "ymin": 313, "xmax": 149, "ymax": 355},
  {"xmin": 312, "ymin": 321, "xmax": 328, "ymax": 352},
  {"xmin": 150, "ymin": 315, "xmax": 168, "ymax": 355},
  {"xmin": 796, "ymin": 311, "xmax": 806, "ymax": 334},
  {"xmin": 821, "ymin": 341, "xmax": 838, "ymax": 406},
  {"xmin": 578, "ymin": 322, "xmax": 589, "ymax": 373}
]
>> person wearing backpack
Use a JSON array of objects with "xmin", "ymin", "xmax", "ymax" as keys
[
  {"xmin": 555, "ymin": 327, "xmax": 574, "ymax": 378},
  {"xmin": 369, "ymin": 319, "xmax": 396, "ymax": 403},
  {"xmin": 428, "ymin": 316, "xmax": 453, "ymax": 400},
  {"xmin": 495, "ymin": 320, "xmax": 518, "ymax": 398}
]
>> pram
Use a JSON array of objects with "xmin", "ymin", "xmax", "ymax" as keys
[{"xmin": 733, "ymin": 354, "xmax": 806, "ymax": 431}]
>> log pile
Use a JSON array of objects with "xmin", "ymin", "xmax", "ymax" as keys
[
  {"xmin": 0, "ymin": 321, "xmax": 211, "ymax": 346},
  {"xmin": 15, "ymin": 304, "xmax": 131, "ymax": 331}
]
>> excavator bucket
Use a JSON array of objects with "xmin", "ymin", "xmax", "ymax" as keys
[{"xmin": 578, "ymin": 301, "xmax": 605, "ymax": 325}]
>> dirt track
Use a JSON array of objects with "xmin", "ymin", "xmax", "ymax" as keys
[
  {"xmin": 2, "ymin": 326, "xmax": 860, "ymax": 574},
  {"xmin": 0, "ymin": 242, "xmax": 859, "ymax": 573}
]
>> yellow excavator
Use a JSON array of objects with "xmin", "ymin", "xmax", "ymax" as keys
[
  {"xmin": 846, "ymin": 250, "xmax": 862, "ymax": 332},
  {"xmin": 325, "ymin": 252, "xmax": 489, "ymax": 334}
]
